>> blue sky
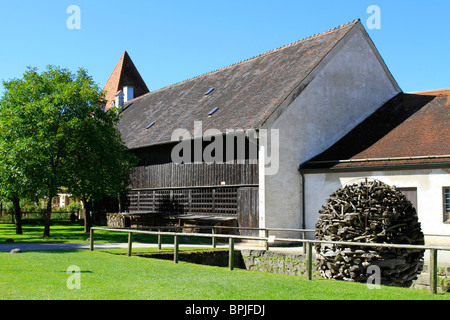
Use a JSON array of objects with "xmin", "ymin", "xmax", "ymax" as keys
[{"xmin": 0, "ymin": 0, "xmax": 449, "ymax": 96}]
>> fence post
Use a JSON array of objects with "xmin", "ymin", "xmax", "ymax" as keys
[
  {"xmin": 212, "ymin": 228, "xmax": 217, "ymax": 248},
  {"xmin": 174, "ymin": 235, "xmax": 179, "ymax": 264},
  {"xmin": 429, "ymin": 249, "xmax": 438, "ymax": 294},
  {"xmin": 90, "ymin": 228, "xmax": 94, "ymax": 251},
  {"xmin": 306, "ymin": 242, "xmax": 313, "ymax": 280},
  {"xmin": 302, "ymin": 231, "xmax": 306, "ymax": 254},
  {"xmin": 229, "ymin": 238, "xmax": 235, "ymax": 270},
  {"xmin": 265, "ymin": 229, "xmax": 269, "ymax": 251},
  {"xmin": 127, "ymin": 232, "xmax": 133, "ymax": 257},
  {"xmin": 158, "ymin": 228, "xmax": 162, "ymax": 250}
]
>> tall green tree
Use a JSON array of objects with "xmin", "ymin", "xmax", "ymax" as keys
[
  {"xmin": 0, "ymin": 137, "xmax": 30, "ymax": 234},
  {"xmin": 0, "ymin": 66, "xmax": 133, "ymax": 237},
  {"xmin": 0, "ymin": 69, "xmax": 51, "ymax": 234}
]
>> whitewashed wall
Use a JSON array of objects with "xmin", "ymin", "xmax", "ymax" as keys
[
  {"xmin": 304, "ymin": 168, "xmax": 450, "ymax": 245},
  {"xmin": 263, "ymin": 26, "xmax": 401, "ymax": 237}
]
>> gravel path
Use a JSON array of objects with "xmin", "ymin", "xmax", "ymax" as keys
[{"xmin": 0, "ymin": 242, "xmax": 219, "ymax": 252}]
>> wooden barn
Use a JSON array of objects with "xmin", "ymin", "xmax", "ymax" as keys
[{"xmin": 100, "ymin": 19, "xmax": 411, "ymax": 238}]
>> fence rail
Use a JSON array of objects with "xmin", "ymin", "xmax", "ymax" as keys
[
  {"xmin": 90, "ymin": 226, "xmax": 450, "ymax": 294},
  {"xmin": 108, "ymin": 225, "xmax": 315, "ymax": 251}
]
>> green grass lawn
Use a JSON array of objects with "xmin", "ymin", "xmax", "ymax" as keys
[
  {"xmin": 0, "ymin": 248, "xmax": 448, "ymax": 300},
  {"xmin": 0, "ymin": 222, "xmax": 212, "ymax": 245},
  {"xmin": 1, "ymin": 222, "xmax": 449, "ymax": 300}
]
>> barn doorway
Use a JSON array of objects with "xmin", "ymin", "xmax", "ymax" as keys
[{"xmin": 237, "ymin": 187, "xmax": 259, "ymax": 237}]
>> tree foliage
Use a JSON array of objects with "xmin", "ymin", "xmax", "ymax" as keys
[
  {"xmin": 63, "ymin": 95, "xmax": 136, "ymax": 232},
  {"xmin": 0, "ymin": 66, "xmax": 135, "ymax": 236}
]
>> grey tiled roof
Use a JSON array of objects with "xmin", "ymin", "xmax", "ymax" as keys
[{"xmin": 118, "ymin": 20, "xmax": 360, "ymax": 149}]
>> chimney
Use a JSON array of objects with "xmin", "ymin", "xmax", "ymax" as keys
[
  {"xmin": 123, "ymin": 86, "xmax": 134, "ymax": 102},
  {"xmin": 115, "ymin": 90, "xmax": 124, "ymax": 108}
]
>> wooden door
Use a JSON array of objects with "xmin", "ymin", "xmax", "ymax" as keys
[
  {"xmin": 398, "ymin": 187, "xmax": 418, "ymax": 211},
  {"xmin": 237, "ymin": 187, "xmax": 259, "ymax": 236}
]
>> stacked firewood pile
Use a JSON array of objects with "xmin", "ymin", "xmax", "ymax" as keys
[
  {"xmin": 315, "ymin": 179, "xmax": 425, "ymax": 287},
  {"xmin": 106, "ymin": 213, "xmax": 125, "ymax": 228}
]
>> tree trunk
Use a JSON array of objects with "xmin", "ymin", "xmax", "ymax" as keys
[
  {"xmin": 82, "ymin": 197, "xmax": 92, "ymax": 234},
  {"xmin": 12, "ymin": 197, "xmax": 23, "ymax": 235},
  {"xmin": 43, "ymin": 198, "xmax": 52, "ymax": 237}
]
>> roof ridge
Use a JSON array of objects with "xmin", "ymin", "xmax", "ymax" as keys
[
  {"xmin": 103, "ymin": 51, "xmax": 126, "ymax": 92},
  {"xmin": 241, "ymin": 19, "xmax": 361, "ymax": 63},
  {"xmin": 407, "ymin": 88, "xmax": 450, "ymax": 95},
  {"xmin": 103, "ymin": 51, "xmax": 150, "ymax": 110},
  {"xmin": 202, "ymin": 19, "xmax": 361, "ymax": 77},
  {"xmin": 131, "ymin": 19, "xmax": 360, "ymax": 102}
]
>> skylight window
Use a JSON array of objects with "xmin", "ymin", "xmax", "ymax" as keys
[
  {"xmin": 208, "ymin": 107, "xmax": 219, "ymax": 117},
  {"xmin": 146, "ymin": 122, "xmax": 155, "ymax": 129},
  {"xmin": 204, "ymin": 88, "xmax": 214, "ymax": 95}
]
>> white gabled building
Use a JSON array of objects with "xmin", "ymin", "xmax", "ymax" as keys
[
  {"xmin": 299, "ymin": 90, "xmax": 450, "ymax": 245},
  {"xmin": 105, "ymin": 19, "xmax": 449, "ymax": 244},
  {"xmin": 259, "ymin": 20, "xmax": 402, "ymax": 238}
]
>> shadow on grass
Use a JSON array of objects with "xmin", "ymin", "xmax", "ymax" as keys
[
  {"xmin": 102, "ymin": 247, "xmax": 245, "ymax": 269},
  {"xmin": 0, "ymin": 221, "xmax": 217, "ymax": 246}
]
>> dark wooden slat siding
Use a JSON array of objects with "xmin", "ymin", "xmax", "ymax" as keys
[
  {"xmin": 124, "ymin": 152, "xmax": 259, "ymax": 221},
  {"xmin": 126, "ymin": 187, "xmax": 242, "ymax": 217},
  {"xmin": 128, "ymin": 160, "xmax": 258, "ymax": 190}
]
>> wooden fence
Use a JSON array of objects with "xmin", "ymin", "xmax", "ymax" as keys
[{"xmin": 90, "ymin": 226, "xmax": 450, "ymax": 294}]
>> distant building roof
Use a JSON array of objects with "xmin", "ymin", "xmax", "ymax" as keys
[
  {"xmin": 301, "ymin": 89, "xmax": 450, "ymax": 171},
  {"xmin": 103, "ymin": 51, "xmax": 149, "ymax": 111},
  {"xmin": 117, "ymin": 20, "xmax": 361, "ymax": 149}
]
